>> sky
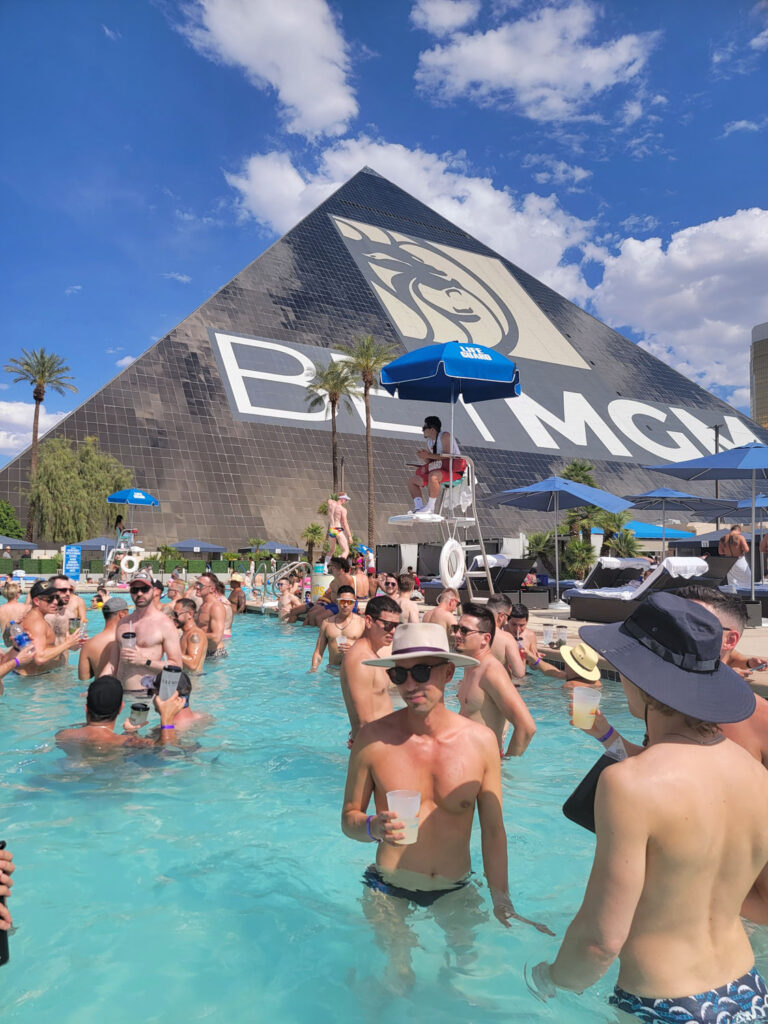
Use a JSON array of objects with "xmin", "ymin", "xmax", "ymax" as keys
[{"xmin": 1, "ymin": 0, "xmax": 767, "ymax": 467}]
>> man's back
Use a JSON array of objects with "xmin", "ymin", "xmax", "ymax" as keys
[{"xmin": 604, "ymin": 738, "xmax": 768, "ymax": 997}]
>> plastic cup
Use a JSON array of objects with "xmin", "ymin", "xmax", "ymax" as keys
[
  {"xmin": 542, "ymin": 623, "xmax": 554, "ymax": 646},
  {"xmin": 556, "ymin": 624, "xmax": 568, "ymax": 646},
  {"xmin": 572, "ymin": 685, "xmax": 601, "ymax": 729},
  {"xmin": 129, "ymin": 703, "xmax": 149, "ymax": 727},
  {"xmin": 386, "ymin": 789, "xmax": 421, "ymax": 845},
  {"xmin": 121, "ymin": 631, "xmax": 137, "ymax": 649}
]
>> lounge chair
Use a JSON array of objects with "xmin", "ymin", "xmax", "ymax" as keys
[
  {"xmin": 568, "ymin": 556, "xmax": 730, "ymax": 624},
  {"xmin": 562, "ymin": 557, "xmax": 649, "ymax": 603}
]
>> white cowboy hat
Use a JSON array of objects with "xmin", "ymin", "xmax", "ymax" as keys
[{"xmin": 363, "ymin": 622, "xmax": 478, "ymax": 669}]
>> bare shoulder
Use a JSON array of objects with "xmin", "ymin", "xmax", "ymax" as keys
[{"xmin": 356, "ymin": 709, "xmax": 405, "ymax": 747}]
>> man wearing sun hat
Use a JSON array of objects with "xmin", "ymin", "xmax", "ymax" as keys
[
  {"xmin": 559, "ymin": 641, "xmax": 602, "ymax": 689},
  {"xmin": 341, "ymin": 621, "xmax": 552, "ymax": 977},
  {"xmin": 530, "ymin": 592, "xmax": 768, "ymax": 1022}
]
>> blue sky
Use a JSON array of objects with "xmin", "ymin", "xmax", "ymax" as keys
[{"xmin": 1, "ymin": 0, "xmax": 767, "ymax": 466}]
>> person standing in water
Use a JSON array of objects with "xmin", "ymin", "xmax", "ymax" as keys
[{"xmin": 530, "ymin": 593, "xmax": 768, "ymax": 1022}]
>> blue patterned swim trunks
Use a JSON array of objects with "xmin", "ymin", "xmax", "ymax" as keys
[{"xmin": 610, "ymin": 968, "xmax": 768, "ymax": 1022}]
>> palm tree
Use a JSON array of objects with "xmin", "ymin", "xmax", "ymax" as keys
[
  {"xmin": 341, "ymin": 334, "xmax": 398, "ymax": 548},
  {"xmin": 301, "ymin": 522, "xmax": 325, "ymax": 566},
  {"xmin": 525, "ymin": 530, "xmax": 556, "ymax": 576},
  {"xmin": 305, "ymin": 362, "xmax": 359, "ymax": 490},
  {"xmin": 561, "ymin": 459, "xmax": 598, "ymax": 542},
  {"xmin": 562, "ymin": 538, "xmax": 596, "ymax": 580},
  {"xmin": 561, "ymin": 458, "xmax": 596, "ymax": 487},
  {"xmin": 248, "ymin": 536, "xmax": 266, "ymax": 559},
  {"xmin": 4, "ymin": 347, "xmax": 78, "ymax": 540},
  {"xmin": 606, "ymin": 528, "xmax": 643, "ymax": 558},
  {"xmin": 594, "ymin": 510, "xmax": 632, "ymax": 556}
]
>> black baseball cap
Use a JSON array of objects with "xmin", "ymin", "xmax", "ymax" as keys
[
  {"xmin": 87, "ymin": 676, "xmax": 124, "ymax": 720},
  {"xmin": 30, "ymin": 579, "xmax": 57, "ymax": 599}
]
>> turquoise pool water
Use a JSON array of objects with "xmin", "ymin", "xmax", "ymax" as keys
[{"xmin": 2, "ymin": 611, "xmax": 767, "ymax": 1022}]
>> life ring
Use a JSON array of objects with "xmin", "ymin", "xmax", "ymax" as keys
[
  {"xmin": 120, "ymin": 555, "xmax": 140, "ymax": 575},
  {"xmin": 439, "ymin": 539, "xmax": 465, "ymax": 590}
]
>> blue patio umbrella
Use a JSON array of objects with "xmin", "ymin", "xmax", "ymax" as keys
[
  {"xmin": 646, "ymin": 441, "xmax": 768, "ymax": 601},
  {"xmin": 106, "ymin": 488, "xmax": 159, "ymax": 506},
  {"xmin": 173, "ymin": 539, "xmax": 226, "ymax": 554},
  {"xmin": 0, "ymin": 534, "xmax": 28, "ymax": 551},
  {"xmin": 486, "ymin": 476, "xmax": 631, "ymax": 607},
  {"xmin": 381, "ymin": 341, "xmax": 521, "ymax": 514},
  {"xmin": 622, "ymin": 488, "xmax": 738, "ymax": 558},
  {"xmin": 260, "ymin": 541, "xmax": 303, "ymax": 556}
]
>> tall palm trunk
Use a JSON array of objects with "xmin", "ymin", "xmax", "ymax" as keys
[
  {"xmin": 330, "ymin": 399, "xmax": 339, "ymax": 492},
  {"xmin": 307, "ymin": 540, "xmax": 315, "ymax": 565},
  {"xmin": 364, "ymin": 379, "xmax": 375, "ymax": 548},
  {"xmin": 26, "ymin": 385, "xmax": 44, "ymax": 541}
]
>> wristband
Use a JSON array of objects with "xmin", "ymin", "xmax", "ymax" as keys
[
  {"xmin": 597, "ymin": 725, "xmax": 614, "ymax": 743},
  {"xmin": 14, "ymin": 657, "xmax": 20, "ymax": 668},
  {"xmin": 365, "ymin": 815, "xmax": 381, "ymax": 842},
  {"xmin": 533, "ymin": 657, "xmax": 541, "ymax": 666},
  {"xmin": 161, "ymin": 724, "xmax": 175, "ymax": 730}
]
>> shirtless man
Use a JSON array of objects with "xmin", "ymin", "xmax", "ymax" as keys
[
  {"xmin": 193, "ymin": 572, "xmax": 227, "ymax": 658},
  {"xmin": 90, "ymin": 586, "xmax": 108, "ymax": 610},
  {"xmin": 278, "ymin": 578, "xmax": 305, "ymax": 622},
  {"xmin": 215, "ymin": 579, "xmax": 234, "ymax": 640},
  {"xmin": 56, "ymin": 675, "xmax": 183, "ymax": 750},
  {"xmin": 310, "ymin": 586, "xmax": 365, "ymax": 671},
  {"xmin": 102, "ymin": 570, "xmax": 184, "ymax": 696},
  {"xmin": 0, "ymin": 639, "xmax": 37, "ymax": 688},
  {"xmin": 78, "ymin": 597, "xmax": 129, "ymax": 681},
  {"xmin": 719, "ymin": 523, "xmax": 751, "ymax": 588},
  {"xmin": 151, "ymin": 580, "xmax": 164, "ymax": 611},
  {"xmin": 228, "ymin": 574, "xmax": 246, "ymax": 616},
  {"xmin": 396, "ymin": 574, "xmax": 420, "ymax": 624},
  {"xmin": 532, "ymin": 592, "xmax": 768, "ymax": 1022},
  {"xmin": 15, "ymin": 579, "xmax": 84, "ymax": 676},
  {"xmin": 578, "ymin": 586, "xmax": 768, "ymax": 770},
  {"xmin": 173, "ymin": 598, "xmax": 207, "ymax": 675},
  {"xmin": 340, "ymin": 595, "xmax": 400, "ymax": 745},
  {"xmin": 486, "ymin": 595, "xmax": 525, "ymax": 681},
  {"xmin": 49, "ymin": 575, "xmax": 88, "ymax": 624},
  {"xmin": 503, "ymin": 602, "xmax": 560, "ymax": 676},
  {"xmin": 326, "ymin": 492, "xmax": 353, "ymax": 562},
  {"xmin": 164, "ymin": 578, "xmax": 186, "ymax": 617},
  {"xmin": 0, "ymin": 581, "xmax": 27, "ymax": 641},
  {"xmin": 453, "ymin": 603, "xmax": 536, "ymax": 756},
  {"xmin": 422, "ymin": 587, "xmax": 460, "ymax": 637},
  {"xmin": 305, "ymin": 557, "xmax": 355, "ymax": 627},
  {"xmin": 142, "ymin": 670, "xmax": 211, "ymax": 732},
  {"xmin": 342, "ymin": 622, "xmax": 551, "ymax": 989}
]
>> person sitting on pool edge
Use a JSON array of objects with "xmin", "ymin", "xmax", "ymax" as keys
[
  {"xmin": 56, "ymin": 675, "xmax": 184, "ymax": 749},
  {"xmin": 342, "ymin": 622, "xmax": 552, "ymax": 991},
  {"xmin": 530, "ymin": 593, "xmax": 768, "ymax": 1022}
]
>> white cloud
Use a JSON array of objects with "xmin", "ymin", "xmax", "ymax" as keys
[
  {"xmin": 414, "ymin": 1, "xmax": 660, "ymax": 122},
  {"xmin": 64, "ymin": 284, "xmax": 82, "ymax": 296},
  {"xmin": 723, "ymin": 118, "xmax": 763, "ymax": 136},
  {"xmin": 523, "ymin": 153, "xmax": 592, "ymax": 188},
  {"xmin": 621, "ymin": 99, "xmax": 643, "ymax": 127},
  {"xmin": 619, "ymin": 212, "xmax": 660, "ymax": 233},
  {"xmin": 105, "ymin": 347, "xmax": 123, "ymax": 355},
  {"xmin": 411, "ymin": 0, "xmax": 481, "ymax": 36},
  {"xmin": 749, "ymin": 26, "xmax": 768, "ymax": 50},
  {"xmin": 225, "ymin": 136, "xmax": 596, "ymax": 302},
  {"xmin": 0, "ymin": 401, "xmax": 68, "ymax": 455},
  {"xmin": 591, "ymin": 208, "xmax": 768, "ymax": 405},
  {"xmin": 162, "ymin": 272, "xmax": 192, "ymax": 283},
  {"xmin": 177, "ymin": 0, "xmax": 357, "ymax": 138},
  {"xmin": 102, "ymin": 24, "xmax": 121, "ymax": 41},
  {"xmin": 116, "ymin": 356, "xmax": 136, "ymax": 368}
]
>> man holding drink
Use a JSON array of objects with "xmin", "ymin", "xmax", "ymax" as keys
[{"xmin": 341, "ymin": 623, "xmax": 551, "ymax": 987}]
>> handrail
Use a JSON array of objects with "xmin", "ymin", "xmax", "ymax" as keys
[
  {"xmin": 255, "ymin": 558, "xmax": 312, "ymax": 604},
  {"xmin": 435, "ymin": 455, "xmax": 495, "ymax": 598}
]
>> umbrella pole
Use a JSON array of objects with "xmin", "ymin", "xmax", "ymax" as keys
[
  {"xmin": 448, "ymin": 395, "xmax": 455, "ymax": 516},
  {"xmin": 662, "ymin": 501, "xmax": 666, "ymax": 560},
  {"xmin": 554, "ymin": 492, "xmax": 560, "ymax": 601},
  {"xmin": 752, "ymin": 471, "xmax": 756, "ymax": 603}
]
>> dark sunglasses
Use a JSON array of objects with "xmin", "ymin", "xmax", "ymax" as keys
[
  {"xmin": 130, "ymin": 585, "xmax": 151, "ymax": 594},
  {"xmin": 371, "ymin": 617, "xmax": 398, "ymax": 632},
  {"xmin": 39, "ymin": 594, "xmax": 60, "ymax": 603},
  {"xmin": 54, "ymin": 587, "xmax": 73, "ymax": 594},
  {"xmin": 450, "ymin": 624, "xmax": 482, "ymax": 637},
  {"xmin": 387, "ymin": 663, "xmax": 440, "ymax": 685},
  {"xmin": 383, "ymin": 581, "xmax": 398, "ymax": 587}
]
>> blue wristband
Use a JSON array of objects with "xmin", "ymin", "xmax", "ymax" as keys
[
  {"xmin": 597, "ymin": 725, "xmax": 614, "ymax": 743},
  {"xmin": 365, "ymin": 815, "xmax": 381, "ymax": 842}
]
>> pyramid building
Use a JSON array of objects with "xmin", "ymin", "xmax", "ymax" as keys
[{"xmin": 1, "ymin": 168, "xmax": 764, "ymax": 548}]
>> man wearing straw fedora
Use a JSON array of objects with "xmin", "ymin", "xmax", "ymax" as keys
[
  {"xmin": 559, "ymin": 642, "xmax": 602, "ymax": 689},
  {"xmin": 530, "ymin": 593, "xmax": 768, "ymax": 1022},
  {"xmin": 342, "ymin": 622, "xmax": 552, "ymax": 987}
]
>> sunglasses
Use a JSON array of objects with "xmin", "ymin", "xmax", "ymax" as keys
[
  {"xmin": 450, "ymin": 625, "xmax": 483, "ymax": 637},
  {"xmin": 383, "ymin": 581, "xmax": 398, "ymax": 587},
  {"xmin": 387, "ymin": 663, "xmax": 441, "ymax": 685},
  {"xmin": 338, "ymin": 599, "xmax": 355, "ymax": 606},
  {"xmin": 130, "ymin": 585, "xmax": 151, "ymax": 594},
  {"xmin": 371, "ymin": 617, "xmax": 398, "ymax": 632},
  {"xmin": 54, "ymin": 587, "xmax": 73, "ymax": 594},
  {"xmin": 39, "ymin": 594, "xmax": 61, "ymax": 603}
]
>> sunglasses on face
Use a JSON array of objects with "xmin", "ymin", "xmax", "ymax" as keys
[
  {"xmin": 130, "ymin": 585, "xmax": 151, "ymax": 594},
  {"xmin": 54, "ymin": 588, "xmax": 73, "ymax": 594},
  {"xmin": 338, "ymin": 599, "xmax": 355, "ymax": 606},
  {"xmin": 387, "ymin": 663, "xmax": 441, "ymax": 685},
  {"xmin": 383, "ymin": 581, "xmax": 397, "ymax": 588},
  {"xmin": 450, "ymin": 625, "xmax": 482, "ymax": 637},
  {"xmin": 371, "ymin": 617, "xmax": 398, "ymax": 632}
]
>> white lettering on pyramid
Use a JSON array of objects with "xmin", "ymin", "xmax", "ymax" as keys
[{"xmin": 210, "ymin": 331, "xmax": 756, "ymax": 465}]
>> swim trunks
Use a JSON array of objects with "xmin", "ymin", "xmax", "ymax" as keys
[
  {"xmin": 206, "ymin": 647, "xmax": 228, "ymax": 659},
  {"xmin": 609, "ymin": 968, "xmax": 768, "ymax": 1022},
  {"xmin": 328, "ymin": 526, "xmax": 342, "ymax": 539},
  {"xmin": 362, "ymin": 865, "xmax": 470, "ymax": 908}
]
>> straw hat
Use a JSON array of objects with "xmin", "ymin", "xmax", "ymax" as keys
[
  {"xmin": 560, "ymin": 642, "xmax": 601, "ymax": 682},
  {"xmin": 363, "ymin": 622, "xmax": 478, "ymax": 668}
]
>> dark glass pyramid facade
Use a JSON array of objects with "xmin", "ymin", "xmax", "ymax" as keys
[{"xmin": 1, "ymin": 168, "xmax": 763, "ymax": 547}]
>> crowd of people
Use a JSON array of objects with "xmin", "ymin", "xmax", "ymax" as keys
[{"xmin": 3, "ymin": 554, "xmax": 768, "ymax": 1020}]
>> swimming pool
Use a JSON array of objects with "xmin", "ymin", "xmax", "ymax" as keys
[{"xmin": 2, "ymin": 612, "xmax": 766, "ymax": 1021}]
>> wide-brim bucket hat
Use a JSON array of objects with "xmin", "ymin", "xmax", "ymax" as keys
[{"xmin": 363, "ymin": 622, "xmax": 478, "ymax": 669}]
